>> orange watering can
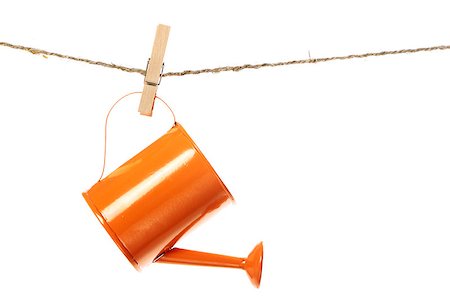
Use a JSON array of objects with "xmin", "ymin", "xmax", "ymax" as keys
[{"xmin": 83, "ymin": 122, "xmax": 263, "ymax": 287}]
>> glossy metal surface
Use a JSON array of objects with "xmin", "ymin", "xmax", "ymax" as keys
[{"xmin": 82, "ymin": 122, "xmax": 263, "ymax": 287}]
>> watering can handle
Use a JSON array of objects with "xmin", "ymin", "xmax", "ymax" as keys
[
  {"xmin": 98, "ymin": 92, "xmax": 176, "ymax": 181},
  {"xmin": 155, "ymin": 242, "xmax": 264, "ymax": 288}
]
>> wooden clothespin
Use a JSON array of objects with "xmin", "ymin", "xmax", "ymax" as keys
[{"xmin": 138, "ymin": 24, "xmax": 171, "ymax": 116}]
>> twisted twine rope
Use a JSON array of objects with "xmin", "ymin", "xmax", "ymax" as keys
[{"xmin": 1, "ymin": 41, "xmax": 450, "ymax": 77}]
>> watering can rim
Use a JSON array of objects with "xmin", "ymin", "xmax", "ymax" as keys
[{"xmin": 173, "ymin": 122, "xmax": 234, "ymax": 203}]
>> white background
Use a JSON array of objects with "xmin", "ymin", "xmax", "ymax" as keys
[{"xmin": 1, "ymin": 1, "xmax": 449, "ymax": 299}]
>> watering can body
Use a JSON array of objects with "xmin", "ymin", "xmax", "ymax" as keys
[{"xmin": 83, "ymin": 123, "xmax": 233, "ymax": 268}]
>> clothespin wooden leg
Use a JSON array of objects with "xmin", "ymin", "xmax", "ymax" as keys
[{"xmin": 139, "ymin": 24, "xmax": 170, "ymax": 116}]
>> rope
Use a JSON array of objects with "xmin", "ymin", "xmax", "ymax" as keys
[{"xmin": 1, "ymin": 41, "xmax": 450, "ymax": 77}]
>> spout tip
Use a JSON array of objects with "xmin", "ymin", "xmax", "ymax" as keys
[{"xmin": 244, "ymin": 242, "xmax": 264, "ymax": 288}]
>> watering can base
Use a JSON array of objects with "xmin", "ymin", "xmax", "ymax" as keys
[{"xmin": 82, "ymin": 191, "xmax": 141, "ymax": 270}]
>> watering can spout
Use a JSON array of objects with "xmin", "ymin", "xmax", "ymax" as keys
[{"xmin": 155, "ymin": 242, "xmax": 264, "ymax": 288}]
